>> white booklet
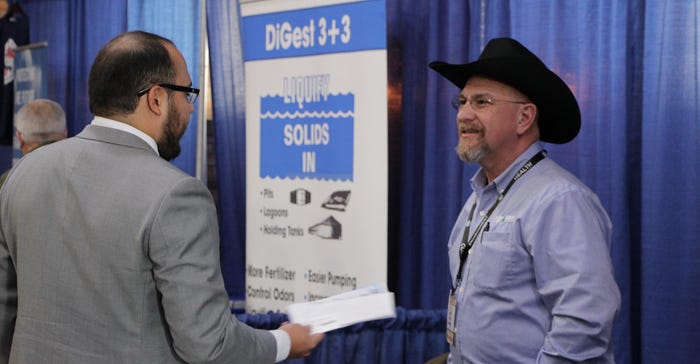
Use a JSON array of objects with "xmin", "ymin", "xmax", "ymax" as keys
[{"xmin": 286, "ymin": 283, "xmax": 396, "ymax": 333}]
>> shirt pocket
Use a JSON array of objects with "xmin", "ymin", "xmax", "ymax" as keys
[{"xmin": 470, "ymin": 229, "xmax": 516, "ymax": 290}]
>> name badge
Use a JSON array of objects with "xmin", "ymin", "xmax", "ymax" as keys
[{"xmin": 446, "ymin": 293, "xmax": 456, "ymax": 345}]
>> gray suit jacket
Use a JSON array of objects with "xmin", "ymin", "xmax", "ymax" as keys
[{"xmin": 0, "ymin": 125, "xmax": 276, "ymax": 363}]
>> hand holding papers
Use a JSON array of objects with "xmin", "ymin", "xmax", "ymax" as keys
[{"xmin": 286, "ymin": 283, "xmax": 396, "ymax": 334}]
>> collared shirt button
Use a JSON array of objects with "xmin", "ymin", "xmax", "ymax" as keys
[{"xmin": 479, "ymin": 210, "xmax": 486, "ymax": 216}]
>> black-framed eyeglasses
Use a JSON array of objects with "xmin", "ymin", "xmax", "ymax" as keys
[
  {"xmin": 137, "ymin": 83, "xmax": 200, "ymax": 104},
  {"xmin": 451, "ymin": 93, "xmax": 528, "ymax": 111}
]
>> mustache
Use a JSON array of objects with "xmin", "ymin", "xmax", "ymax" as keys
[{"xmin": 458, "ymin": 123, "xmax": 483, "ymax": 134}]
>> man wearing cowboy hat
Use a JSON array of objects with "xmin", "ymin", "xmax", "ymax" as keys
[{"xmin": 430, "ymin": 38, "xmax": 620, "ymax": 363}]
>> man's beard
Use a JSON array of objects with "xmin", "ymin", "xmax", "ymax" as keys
[
  {"xmin": 455, "ymin": 132, "xmax": 490, "ymax": 163},
  {"xmin": 157, "ymin": 104, "xmax": 187, "ymax": 161}
]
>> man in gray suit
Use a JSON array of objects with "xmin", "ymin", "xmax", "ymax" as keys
[{"xmin": 0, "ymin": 31, "xmax": 323, "ymax": 363}]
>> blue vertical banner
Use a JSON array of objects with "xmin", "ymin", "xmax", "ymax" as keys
[
  {"xmin": 13, "ymin": 42, "xmax": 48, "ymax": 163},
  {"xmin": 242, "ymin": 0, "xmax": 388, "ymax": 313}
]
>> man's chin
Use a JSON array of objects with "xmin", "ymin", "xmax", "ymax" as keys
[
  {"xmin": 162, "ymin": 151, "xmax": 180, "ymax": 161},
  {"xmin": 456, "ymin": 147, "xmax": 486, "ymax": 163},
  {"xmin": 157, "ymin": 143, "xmax": 181, "ymax": 161}
]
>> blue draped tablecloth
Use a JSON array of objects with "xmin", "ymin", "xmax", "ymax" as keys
[{"xmin": 236, "ymin": 307, "xmax": 448, "ymax": 363}]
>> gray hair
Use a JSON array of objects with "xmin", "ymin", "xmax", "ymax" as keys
[{"xmin": 15, "ymin": 99, "xmax": 67, "ymax": 143}]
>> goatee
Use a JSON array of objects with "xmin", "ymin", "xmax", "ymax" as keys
[{"xmin": 455, "ymin": 136, "xmax": 489, "ymax": 163}]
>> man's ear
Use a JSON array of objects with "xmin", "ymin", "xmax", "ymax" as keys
[
  {"xmin": 145, "ymin": 86, "xmax": 166, "ymax": 116},
  {"xmin": 15, "ymin": 130, "xmax": 25, "ymax": 148},
  {"xmin": 516, "ymin": 103, "xmax": 537, "ymax": 135}
]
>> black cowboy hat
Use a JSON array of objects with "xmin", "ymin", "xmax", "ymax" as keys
[{"xmin": 429, "ymin": 37, "xmax": 580, "ymax": 144}]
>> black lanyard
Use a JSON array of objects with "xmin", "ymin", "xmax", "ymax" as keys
[{"xmin": 452, "ymin": 151, "xmax": 546, "ymax": 292}]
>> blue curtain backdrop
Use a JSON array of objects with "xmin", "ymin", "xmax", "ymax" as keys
[
  {"xmin": 640, "ymin": 1, "xmax": 699, "ymax": 362},
  {"xmin": 205, "ymin": 0, "xmax": 248, "ymax": 301},
  {"xmin": 11, "ymin": 0, "xmax": 699, "ymax": 363},
  {"xmin": 12, "ymin": 0, "xmax": 200, "ymax": 176}
]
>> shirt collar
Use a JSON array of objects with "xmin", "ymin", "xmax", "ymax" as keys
[
  {"xmin": 91, "ymin": 116, "xmax": 159, "ymax": 155},
  {"xmin": 470, "ymin": 142, "xmax": 545, "ymax": 194}
]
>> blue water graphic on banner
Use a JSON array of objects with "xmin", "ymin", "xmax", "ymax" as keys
[
  {"xmin": 260, "ymin": 94, "xmax": 354, "ymax": 180},
  {"xmin": 242, "ymin": 0, "xmax": 386, "ymax": 60}
]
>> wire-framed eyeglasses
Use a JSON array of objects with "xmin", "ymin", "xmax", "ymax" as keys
[
  {"xmin": 451, "ymin": 94, "xmax": 528, "ymax": 111},
  {"xmin": 137, "ymin": 83, "xmax": 200, "ymax": 104}
]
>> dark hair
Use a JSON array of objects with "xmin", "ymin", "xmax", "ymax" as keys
[{"xmin": 88, "ymin": 31, "xmax": 176, "ymax": 117}]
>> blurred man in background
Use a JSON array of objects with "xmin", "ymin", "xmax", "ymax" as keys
[{"xmin": 0, "ymin": 98, "xmax": 67, "ymax": 187}]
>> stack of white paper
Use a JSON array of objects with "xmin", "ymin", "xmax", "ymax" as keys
[{"xmin": 286, "ymin": 283, "xmax": 396, "ymax": 333}]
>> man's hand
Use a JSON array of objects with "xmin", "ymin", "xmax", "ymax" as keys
[{"xmin": 279, "ymin": 322, "xmax": 324, "ymax": 358}]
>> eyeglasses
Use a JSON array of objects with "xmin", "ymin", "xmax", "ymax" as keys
[
  {"xmin": 451, "ymin": 94, "xmax": 528, "ymax": 111},
  {"xmin": 137, "ymin": 83, "xmax": 200, "ymax": 104}
]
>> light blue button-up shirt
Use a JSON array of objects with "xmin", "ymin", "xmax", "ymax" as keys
[{"xmin": 448, "ymin": 142, "xmax": 620, "ymax": 364}]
